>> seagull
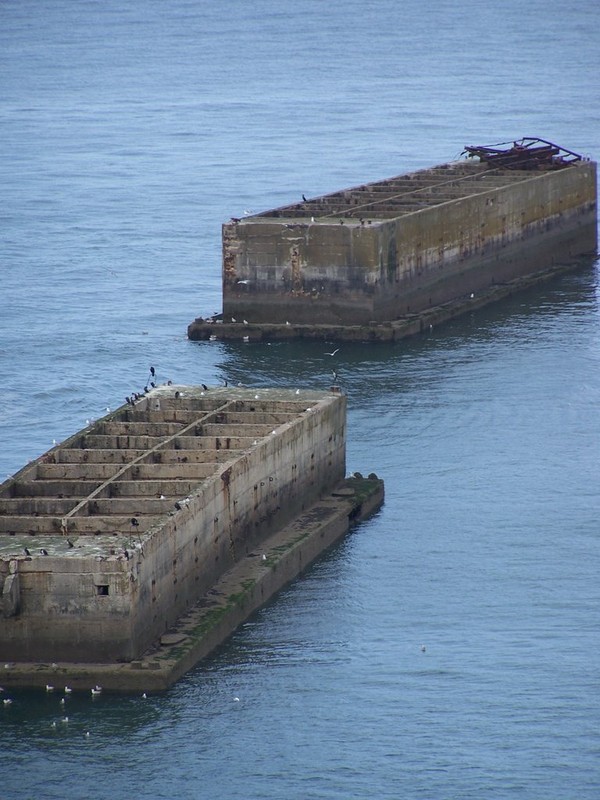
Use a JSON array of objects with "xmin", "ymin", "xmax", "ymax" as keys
[
  {"xmin": 231, "ymin": 317, "xmax": 237, "ymax": 323},
  {"xmin": 142, "ymin": 692, "xmax": 147, "ymax": 699},
  {"xmin": 236, "ymin": 279, "xmax": 251, "ymax": 285},
  {"xmin": 46, "ymin": 684, "xmax": 54, "ymax": 692},
  {"xmin": 243, "ymin": 319, "xmax": 249, "ymax": 325},
  {"xmin": 261, "ymin": 554, "xmax": 267, "ymax": 561},
  {"xmin": 243, "ymin": 336, "xmax": 250, "ymax": 343},
  {"xmin": 61, "ymin": 716, "xmax": 69, "ymax": 723},
  {"xmin": 64, "ymin": 686, "xmax": 72, "ymax": 694},
  {"xmin": 285, "ymin": 321, "xmax": 291, "ymax": 326},
  {"xmin": 3, "ymin": 698, "xmax": 12, "ymax": 706},
  {"xmin": 91, "ymin": 687, "xmax": 102, "ymax": 697},
  {"xmin": 420, "ymin": 644, "xmax": 427, "ymax": 652},
  {"xmin": 311, "ymin": 216, "xmax": 315, "ymax": 223},
  {"xmin": 324, "ymin": 348, "xmax": 340, "ymax": 356}
]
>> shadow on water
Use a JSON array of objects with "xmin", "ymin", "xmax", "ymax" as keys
[{"xmin": 191, "ymin": 256, "xmax": 599, "ymax": 405}]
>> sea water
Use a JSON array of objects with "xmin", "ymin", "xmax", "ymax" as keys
[{"xmin": 1, "ymin": 1, "xmax": 599, "ymax": 798}]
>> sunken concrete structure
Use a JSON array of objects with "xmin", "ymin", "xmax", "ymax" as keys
[
  {"xmin": 188, "ymin": 139, "xmax": 597, "ymax": 342},
  {"xmin": 0, "ymin": 386, "xmax": 368, "ymax": 671}
]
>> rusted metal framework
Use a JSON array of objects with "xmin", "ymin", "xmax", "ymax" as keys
[{"xmin": 463, "ymin": 137, "xmax": 584, "ymax": 170}]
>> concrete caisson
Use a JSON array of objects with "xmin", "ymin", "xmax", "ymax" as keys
[
  {"xmin": 0, "ymin": 387, "xmax": 347, "ymax": 664},
  {"xmin": 213, "ymin": 147, "xmax": 597, "ymax": 329}
]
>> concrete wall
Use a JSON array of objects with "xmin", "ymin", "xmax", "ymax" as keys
[
  {"xmin": 1, "ymin": 556, "xmax": 134, "ymax": 662},
  {"xmin": 374, "ymin": 161, "xmax": 597, "ymax": 318},
  {"xmin": 222, "ymin": 161, "xmax": 597, "ymax": 325},
  {"xmin": 128, "ymin": 395, "xmax": 346, "ymax": 659}
]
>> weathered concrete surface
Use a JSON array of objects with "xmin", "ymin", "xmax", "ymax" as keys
[
  {"xmin": 0, "ymin": 475, "xmax": 383, "ymax": 692},
  {"xmin": 0, "ymin": 387, "xmax": 347, "ymax": 663},
  {"xmin": 188, "ymin": 257, "xmax": 594, "ymax": 343},
  {"xmin": 204, "ymin": 157, "xmax": 597, "ymax": 332}
]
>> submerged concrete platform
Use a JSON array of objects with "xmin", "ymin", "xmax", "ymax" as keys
[{"xmin": 0, "ymin": 475, "xmax": 383, "ymax": 692}]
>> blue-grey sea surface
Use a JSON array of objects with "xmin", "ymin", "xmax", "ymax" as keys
[{"xmin": 1, "ymin": 1, "xmax": 599, "ymax": 798}]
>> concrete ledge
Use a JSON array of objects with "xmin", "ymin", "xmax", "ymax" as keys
[
  {"xmin": 187, "ymin": 257, "xmax": 595, "ymax": 343},
  {"xmin": 0, "ymin": 476, "xmax": 383, "ymax": 693}
]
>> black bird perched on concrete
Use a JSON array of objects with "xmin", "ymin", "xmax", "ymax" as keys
[
  {"xmin": 131, "ymin": 518, "xmax": 139, "ymax": 528},
  {"xmin": 23, "ymin": 547, "xmax": 30, "ymax": 556},
  {"xmin": 201, "ymin": 384, "xmax": 208, "ymax": 391},
  {"xmin": 67, "ymin": 539, "xmax": 74, "ymax": 549},
  {"xmin": 302, "ymin": 194, "xmax": 308, "ymax": 202},
  {"xmin": 40, "ymin": 549, "xmax": 48, "ymax": 556}
]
